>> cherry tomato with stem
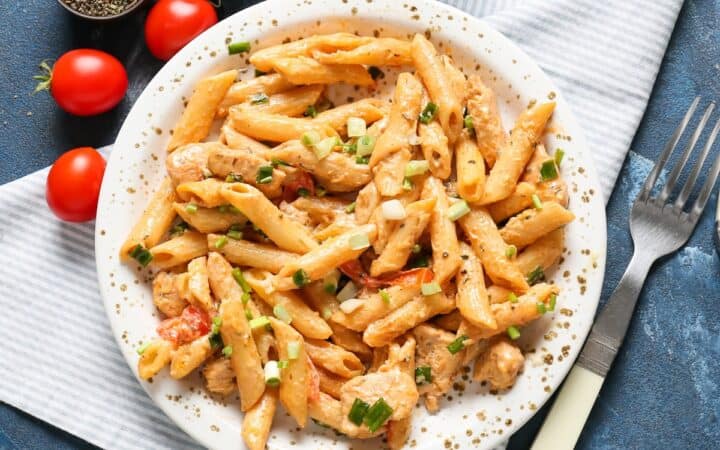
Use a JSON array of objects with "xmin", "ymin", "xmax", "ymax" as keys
[
  {"xmin": 46, "ymin": 147, "xmax": 106, "ymax": 222},
  {"xmin": 34, "ymin": 49, "xmax": 128, "ymax": 116},
  {"xmin": 144, "ymin": 0, "xmax": 218, "ymax": 61}
]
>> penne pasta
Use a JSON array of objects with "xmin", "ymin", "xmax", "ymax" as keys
[
  {"xmin": 242, "ymin": 388, "xmax": 278, "ymax": 450},
  {"xmin": 328, "ymin": 321, "xmax": 373, "ymax": 360},
  {"xmin": 271, "ymin": 56, "xmax": 374, "ymax": 86},
  {"xmin": 459, "ymin": 206, "xmax": 529, "ymax": 292},
  {"xmin": 313, "ymin": 98, "xmax": 386, "ymax": 133},
  {"xmin": 480, "ymin": 102, "xmax": 556, "ymax": 204},
  {"xmin": 368, "ymin": 72, "xmax": 423, "ymax": 167},
  {"xmin": 208, "ymin": 234, "xmax": 299, "ymax": 273},
  {"xmin": 455, "ymin": 129, "xmax": 486, "ymax": 203},
  {"xmin": 170, "ymin": 334, "xmax": 214, "ymax": 379},
  {"xmin": 174, "ymin": 202, "xmax": 247, "ymax": 234},
  {"xmin": 488, "ymin": 284, "xmax": 513, "ymax": 304},
  {"xmin": 373, "ymin": 147, "xmax": 412, "ymax": 197},
  {"xmin": 269, "ymin": 317, "xmax": 309, "ymax": 428},
  {"xmin": 137, "ymin": 339, "xmax": 174, "ymax": 380},
  {"xmin": 487, "ymin": 182, "xmax": 536, "ymax": 223},
  {"xmin": 466, "ymin": 75, "xmax": 505, "ymax": 167},
  {"xmin": 455, "ymin": 242, "xmax": 496, "ymax": 329},
  {"xmin": 149, "ymin": 231, "xmax": 209, "ymax": 270},
  {"xmin": 176, "ymin": 178, "xmax": 227, "ymax": 208},
  {"xmin": 500, "ymin": 201, "xmax": 575, "ymax": 249},
  {"xmin": 419, "ymin": 120, "xmax": 451, "ymax": 179},
  {"xmin": 370, "ymin": 198, "xmax": 435, "ymax": 277},
  {"xmin": 218, "ymin": 73, "xmax": 295, "ymax": 115},
  {"xmin": 220, "ymin": 183, "xmax": 318, "ymax": 253},
  {"xmin": 187, "ymin": 256, "xmax": 215, "ymax": 313},
  {"xmin": 411, "ymin": 34, "xmax": 463, "ymax": 144},
  {"xmin": 363, "ymin": 292, "xmax": 455, "ymax": 347},
  {"xmin": 441, "ymin": 55, "xmax": 468, "ymax": 105},
  {"xmin": 220, "ymin": 124, "xmax": 272, "ymax": 156},
  {"xmin": 516, "ymin": 228, "xmax": 565, "ymax": 276},
  {"xmin": 315, "ymin": 365, "xmax": 345, "ymax": 399},
  {"xmin": 331, "ymin": 283, "xmax": 422, "ymax": 332},
  {"xmin": 312, "ymin": 38, "xmax": 413, "ymax": 66},
  {"xmin": 121, "ymin": 177, "xmax": 176, "ymax": 261},
  {"xmin": 305, "ymin": 338, "xmax": 364, "ymax": 378},
  {"xmin": 228, "ymin": 106, "xmax": 337, "ymax": 143},
  {"xmin": 249, "ymin": 84, "xmax": 324, "ymax": 116},
  {"xmin": 433, "ymin": 310, "xmax": 462, "ymax": 332},
  {"xmin": 168, "ymin": 69, "xmax": 237, "ymax": 152},
  {"xmin": 421, "ymin": 176, "xmax": 461, "ymax": 283},
  {"xmin": 523, "ymin": 144, "xmax": 570, "ymax": 207},
  {"xmin": 354, "ymin": 182, "xmax": 380, "ymax": 225},
  {"xmin": 243, "ymin": 269, "xmax": 332, "ymax": 339}
]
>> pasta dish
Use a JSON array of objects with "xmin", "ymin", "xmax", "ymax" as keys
[{"xmin": 120, "ymin": 32, "xmax": 572, "ymax": 449}]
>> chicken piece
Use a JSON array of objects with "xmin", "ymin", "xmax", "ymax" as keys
[
  {"xmin": 412, "ymin": 324, "xmax": 464, "ymax": 412},
  {"xmin": 152, "ymin": 272, "xmax": 188, "ymax": 317},
  {"xmin": 473, "ymin": 338, "xmax": 524, "ymax": 390},
  {"xmin": 202, "ymin": 357, "xmax": 236, "ymax": 396},
  {"xmin": 340, "ymin": 370, "xmax": 418, "ymax": 433},
  {"xmin": 278, "ymin": 201, "xmax": 312, "ymax": 227},
  {"xmin": 207, "ymin": 145, "xmax": 286, "ymax": 198},
  {"xmin": 166, "ymin": 142, "xmax": 215, "ymax": 185}
]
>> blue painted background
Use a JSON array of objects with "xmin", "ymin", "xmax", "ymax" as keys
[{"xmin": 0, "ymin": 1, "xmax": 718, "ymax": 449}]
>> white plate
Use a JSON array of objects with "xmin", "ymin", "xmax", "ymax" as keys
[{"xmin": 95, "ymin": 1, "xmax": 607, "ymax": 448}]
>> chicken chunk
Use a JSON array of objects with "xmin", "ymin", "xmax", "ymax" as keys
[
  {"xmin": 202, "ymin": 357, "xmax": 236, "ymax": 396},
  {"xmin": 412, "ymin": 324, "xmax": 464, "ymax": 412},
  {"xmin": 152, "ymin": 272, "xmax": 188, "ymax": 318},
  {"xmin": 166, "ymin": 142, "xmax": 215, "ymax": 185},
  {"xmin": 473, "ymin": 338, "xmax": 524, "ymax": 390}
]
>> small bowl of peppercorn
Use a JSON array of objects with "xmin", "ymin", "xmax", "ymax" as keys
[{"xmin": 58, "ymin": 0, "xmax": 149, "ymax": 21}]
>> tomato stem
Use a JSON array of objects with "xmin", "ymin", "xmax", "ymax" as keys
[{"xmin": 32, "ymin": 60, "xmax": 53, "ymax": 95}]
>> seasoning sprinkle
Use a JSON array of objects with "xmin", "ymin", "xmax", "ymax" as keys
[{"xmin": 63, "ymin": 0, "xmax": 138, "ymax": 17}]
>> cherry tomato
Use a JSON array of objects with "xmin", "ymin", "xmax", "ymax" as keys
[
  {"xmin": 145, "ymin": 0, "xmax": 218, "ymax": 61},
  {"xmin": 46, "ymin": 147, "xmax": 106, "ymax": 222},
  {"xmin": 157, "ymin": 305, "xmax": 211, "ymax": 347},
  {"xmin": 41, "ymin": 50, "xmax": 128, "ymax": 116}
]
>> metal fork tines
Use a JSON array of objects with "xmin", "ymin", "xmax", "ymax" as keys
[{"xmin": 577, "ymin": 97, "xmax": 720, "ymax": 377}]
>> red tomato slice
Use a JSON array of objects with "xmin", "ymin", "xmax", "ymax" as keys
[
  {"xmin": 157, "ymin": 305, "xmax": 211, "ymax": 347},
  {"xmin": 282, "ymin": 170, "xmax": 315, "ymax": 202}
]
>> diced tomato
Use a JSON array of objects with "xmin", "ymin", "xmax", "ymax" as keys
[
  {"xmin": 339, "ymin": 260, "xmax": 365, "ymax": 283},
  {"xmin": 283, "ymin": 170, "xmax": 315, "ymax": 202},
  {"xmin": 306, "ymin": 355, "xmax": 321, "ymax": 403},
  {"xmin": 383, "ymin": 267, "xmax": 434, "ymax": 287},
  {"xmin": 157, "ymin": 305, "xmax": 211, "ymax": 347},
  {"xmin": 339, "ymin": 262, "xmax": 434, "ymax": 289}
]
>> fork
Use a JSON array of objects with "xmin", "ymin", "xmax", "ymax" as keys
[{"xmin": 531, "ymin": 97, "xmax": 720, "ymax": 450}]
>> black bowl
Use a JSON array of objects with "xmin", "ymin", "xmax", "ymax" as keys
[{"xmin": 57, "ymin": 0, "xmax": 149, "ymax": 21}]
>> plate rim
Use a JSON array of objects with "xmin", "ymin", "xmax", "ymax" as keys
[{"xmin": 95, "ymin": 0, "xmax": 608, "ymax": 448}]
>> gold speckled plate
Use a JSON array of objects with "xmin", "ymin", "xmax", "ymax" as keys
[{"xmin": 95, "ymin": 1, "xmax": 607, "ymax": 448}]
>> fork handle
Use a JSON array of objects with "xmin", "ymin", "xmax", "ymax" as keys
[{"xmin": 531, "ymin": 251, "xmax": 654, "ymax": 450}]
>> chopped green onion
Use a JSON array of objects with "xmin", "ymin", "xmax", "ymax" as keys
[
  {"xmin": 273, "ymin": 304, "xmax": 293, "ymax": 324},
  {"xmin": 214, "ymin": 236, "xmax": 229, "ymax": 249},
  {"xmin": 212, "ymin": 316, "xmax": 222, "ymax": 333},
  {"xmin": 277, "ymin": 360, "xmax": 289, "ymax": 369},
  {"xmin": 418, "ymin": 102, "xmax": 439, "ymax": 124},
  {"xmin": 447, "ymin": 199, "xmax": 470, "ymax": 221},
  {"xmin": 249, "ymin": 316, "xmax": 271, "ymax": 330},
  {"xmin": 537, "ymin": 302, "xmax": 548, "ymax": 314},
  {"xmin": 507, "ymin": 326, "xmax": 521, "ymax": 340},
  {"xmin": 368, "ymin": 66, "xmax": 384, "ymax": 80},
  {"xmin": 222, "ymin": 345, "xmax": 233, "ymax": 357},
  {"xmin": 227, "ymin": 230, "xmax": 243, "ymax": 240},
  {"xmin": 271, "ymin": 158, "xmax": 290, "ymax": 168},
  {"xmin": 301, "ymin": 130, "xmax": 322, "ymax": 147},
  {"xmin": 508, "ymin": 292, "xmax": 518, "ymax": 303},
  {"xmin": 408, "ymin": 254, "xmax": 429, "ymax": 268},
  {"xmin": 264, "ymin": 360, "xmax": 281, "ymax": 386},
  {"xmin": 505, "ymin": 245, "xmax": 517, "ymax": 259},
  {"xmin": 292, "ymin": 269, "xmax": 310, "ymax": 287},
  {"xmin": 382, "ymin": 198, "xmax": 407, "ymax": 220},
  {"xmin": 531, "ymin": 194, "xmax": 543, "ymax": 210},
  {"xmin": 136, "ymin": 341, "xmax": 151, "ymax": 355},
  {"xmin": 228, "ymin": 41, "xmax": 251, "ymax": 54},
  {"xmin": 297, "ymin": 187, "xmax": 310, "ymax": 198},
  {"xmin": 526, "ymin": 266, "xmax": 545, "ymax": 285},
  {"xmin": 241, "ymin": 292, "xmax": 251, "ymax": 304},
  {"xmin": 412, "ymin": 244, "xmax": 422, "ymax": 254},
  {"xmin": 250, "ymin": 93, "xmax": 269, "ymax": 104},
  {"xmin": 342, "ymin": 142, "xmax": 357, "ymax": 154},
  {"xmin": 347, "ymin": 117, "xmax": 367, "ymax": 137},
  {"xmin": 548, "ymin": 294, "xmax": 557, "ymax": 311},
  {"xmin": 256, "ymin": 165, "xmax": 274, "ymax": 184},
  {"xmin": 245, "ymin": 309, "xmax": 253, "ymax": 320},
  {"xmin": 348, "ymin": 398, "xmax": 370, "ymax": 426},
  {"xmin": 421, "ymin": 282, "xmax": 442, "ymax": 296},
  {"xmin": 345, "ymin": 202, "xmax": 356, "ymax": 213},
  {"xmin": 355, "ymin": 135, "xmax": 376, "ymax": 156},
  {"xmin": 323, "ymin": 283, "xmax": 337, "ymax": 294},
  {"xmin": 404, "ymin": 160, "xmax": 430, "ymax": 177},
  {"xmin": 232, "ymin": 268, "xmax": 252, "ymax": 294},
  {"xmin": 414, "ymin": 366, "xmax": 432, "ymax": 385},
  {"xmin": 254, "ymin": 69, "xmax": 266, "ymax": 77},
  {"xmin": 322, "ymin": 270, "xmax": 340, "ymax": 294},
  {"xmin": 209, "ymin": 332, "xmax": 223, "ymax": 349},
  {"xmin": 287, "ymin": 342, "xmax": 301, "ymax": 360},
  {"xmin": 447, "ymin": 335, "xmax": 468, "ymax": 354},
  {"xmin": 355, "ymin": 155, "xmax": 370, "ymax": 164},
  {"xmin": 554, "ymin": 148, "xmax": 565, "ymax": 166},
  {"xmin": 348, "ymin": 233, "xmax": 370, "ymax": 250},
  {"xmin": 336, "ymin": 281, "xmax": 358, "ymax": 302},
  {"xmin": 540, "ymin": 160, "xmax": 559, "ymax": 181},
  {"xmin": 463, "ymin": 115, "xmax": 475, "ymax": 132},
  {"xmin": 185, "ymin": 203, "xmax": 198, "ymax": 214},
  {"xmin": 402, "ymin": 177, "xmax": 413, "ymax": 191},
  {"xmin": 304, "ymin": 105, "xmax": 318, "ymax": 118},
  {"xmin": 379, "ymin": 289, "xmax": 390, "ymax": 305},
  {"xmin": 225, "ymin": 172, "xmax": 243, "ymax": 182},
  {"xmin": 316, "ymin": 186, "xmax": 327, "ymax": 197},
  {"xmin": 170, "ymin": 221, "xmax": 189, "ymax": 236},
  {"xmin": 129, "ymin": 244, "xmax": 153, "ymax": 267},
  {"xmin": 363, "ymin": 398, "xmax": 394, "ymax": 432},
  {"xmin": 314, "ymin": 136, "xmax": 340, "ymax": 160}
]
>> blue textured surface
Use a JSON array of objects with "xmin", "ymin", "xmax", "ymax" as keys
[{"xmin": 1, "ymin": 1, "xmax": 718, "ymax": 449}]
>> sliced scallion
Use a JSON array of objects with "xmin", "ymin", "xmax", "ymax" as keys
[
  {"xmin": 356, "ymin": 135, "xmax": 376, "ymax": 156},
  {"xmin": 505, "ymin": 245, "xmax": 517, "ymax": 259},
  {"xmin": 349, "ymin": 233, "xmax": 370, "ymax": 250},
  {"xmin": 447, "ymin": 199, "xmax": 470, "ymax": 221},
  {"xmin": 414, "ymin": 366, "xmax": 432, "ymax": 385},
  {"xmin": 447, "ymin": 335, "xmax": 468, "ymax": 354},
  {"xmin": 347, "ymin": 117, "xmax": 367, "ymax": 137},
  {"xmin": 264, "ymin": 360, "xmax": 281, "ymax": 387},
  {"xmin": 129, "ymin": 244, "xmax": 153, "ymax": 267},
  {"xmin": 228, "ymin": 41, "xmax": 251, "ymax": 55},
  {"xmin": 402, "ymin": 177, "xmax": 413, "ymax": 191},
  {"xmin": 421, "ymin": 282, "xmax": 442, "ymax": 296},
  {"xmin": 287, "ymin": 342, "xmax": 300, "ymax": 360},
  {"xmin": 532, "ymin": 194, "xmax": 543, "ymax": 210},
  {"xmin": 555, "ymin": 148, "xmax": 565, "ymax": 166},
  {"xmin": 301, "ymin": 130, "xmax": 322, "ymax": 147},
  {"xmin": 250, "ymin": 93, "xmax": 269, "ymax": 105},
  {"xmin": 507, "ymin": 326, "xmax": 521, "ymax": 340},
  {"xmin": 537, "ymin": 302, "xmax": 548, "ymax": 314},
  {"xmin": 227, "ymin": 230, "xmax": 243, "ymax": 240},
  {"xmin": 527, "ymin": 266, "xmax": 545, "ymax": 285},
  {"xmin": 348, "ymin": 398, "xmax": 370, "ymax": 426},
  {"xmin": 214, "ymin": 236, "xmax": 228, "ymax": 249},
  {"xmin": 363, "ymin": 398, "xmax": 394, "ymax": 432},
  {"xmin": 136, "ymin": 341, "xmax": 151, "ymax": 355},
  {"xmin": 404, "ymin": 160, "xmax": 430, "ymax": 177},
  {"xmin": 314, "ymin": 136, "xmax": 340, "ymax": 160},
  {"xmin": 222, "ymin": 345, "xmax": 233, "ymax": 357},
  {"xmin": 548, "ymin": 294, "xmax": 557, "ymax": 311},
  {"xmin": 273, "ymin": 304, "xmax": 293, "ymax": 324},
  {"xmin": 185, "ymin": 203, "xmax": 198, "ymax": 214},
  {"xmin": 304, "ymin": 105, "xmax": 318, "ymax": 118},
  {"xmin": 379, "ymin": 289, "xmax": 390, "ymax": 305},
  {"xmin": 539, "ymin": 160, "xmax": 559, "ymax": 181},
  {"xmin": 418, "ymin": 102, "xmax": 439, "ymax": 124},
  {"xmin": 508, "ymin": 292, "xmax": 518, "ymax": 303},
  {"xmin": 256, "ymin": 165, "xmax": 274, "ymax": 184},
  {"xmin": 292, "ymin": 269, "xmax": 310, "ymax": 288},
  {"xmin": 249, "ymin": 316, "xmax": 271, "ymax": 330}
]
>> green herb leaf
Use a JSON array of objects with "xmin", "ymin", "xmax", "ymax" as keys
[
  {"xmin": 129, "ymin": 244, "xmax": 153, "ymax": 267},
  {"xmin": 292, "ymin": 269, "xmax": 310, "ymax": 287},
  {"xmin": 539, "ymin": 160, "xmax": 559, "ymax": 181},
  {"xmin": 228, "ymin": 41, "xmax": 251, "ymax": 55},
  {"xmin": 418, "ymin": 102, "xmax": 439, "ymax": 124},
  {"xmin": 256, "ymin": 165, "xmax": 274, "ymax": 184},
  {"xmin": 447, "ymin": 335, "xmax": 468, "ymax": 354}
]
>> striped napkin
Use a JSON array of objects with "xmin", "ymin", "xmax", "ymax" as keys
[{"xmin": 0, "ymin": 0, "xmax": 682, "ymax": 448}]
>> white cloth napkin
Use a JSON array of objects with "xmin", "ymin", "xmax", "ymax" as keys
[{"xmin": 0, "ymin": 1, "xmax": 682, "ymax": 448}]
